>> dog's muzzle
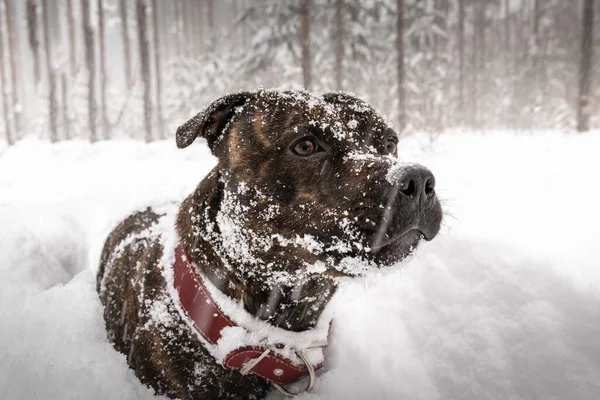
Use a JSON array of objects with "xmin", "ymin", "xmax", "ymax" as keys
[{"xmin": 371, "ymin": 163, "xmax": 441, "ymax": 250}]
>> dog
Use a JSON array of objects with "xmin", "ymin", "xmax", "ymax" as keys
[{"xmin": 97, "ymin": 90, "xmax": 443, "ymax": 399}]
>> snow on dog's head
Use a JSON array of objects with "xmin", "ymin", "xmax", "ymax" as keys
[{"xmin": 176, "ymin": 89, "xmax": 442, "ymax": 286}]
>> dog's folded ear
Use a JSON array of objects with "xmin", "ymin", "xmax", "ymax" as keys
[{"xmin": 176, "ymin": 92, "xmax": 253, "ymax": 149}]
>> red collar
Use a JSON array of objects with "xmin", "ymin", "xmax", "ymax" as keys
[{"xmin": 172, "ymin": 244, "xmax": 329, "ymax": 390}]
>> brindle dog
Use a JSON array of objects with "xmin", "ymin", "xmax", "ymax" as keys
[{"xmin": 97, "ymin": 90, "xmax": 443, "ymax": 399}]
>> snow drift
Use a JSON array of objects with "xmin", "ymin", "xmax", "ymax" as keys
[{"xmin": 1, "ymin": 132, "xmax": 599, "ymax": 400}]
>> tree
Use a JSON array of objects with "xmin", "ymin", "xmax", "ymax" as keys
[
  {"xmin": 207, "ymin": 0, "xmax": 214, "ymax": 36},
  {"xmin": 458, "ymin": 0, "xmax": 465, "ymax": 123},
  {"xmin": 190, "ymin": 0, "xmax": 204, "ymax": 56},
  {"xmin": 97, "ymin": 0, "xmax": 109, "ymax": 139},
  {"xmin": 396, "ymin": 0, "xmax": 405, "ymax": 131},
  {"xmin": 174, "ymin": 0, "xmax": 184, "ymax": 57},
  {"xmin": 66, "ymin": 0, "xmax": 78, "ymax": 76},
  {"xmin": 61, "ymin": 74, "xmax": 71, "ymax": 140},
  {"xmin": 334, "ymin": 0, "xmax": 344, "ymax": 91},
  {"xmin": 504, "ymin": 0, "xmax": 510, "ymax": 63},
  {"xmin": 0, "ymin": 5, "xmax": 13, "ymax": 145},
  {"xmin": 471, "ymin": 1, "xmax": 486, "ymax": 129},
  {"xmin": 82, "ymin": 0, "xmax": 97, "ymax": 142},
  {"xmin": 42, "ymin": 0, "xmax": 58, "ymax": 142},
  {"xmin": 26, "ymin": 0, "xmax": 41, "ymax": 85},
  {"xmin": 531, "ymin": 0, "xmax": 543, "ymax": 113},
  {"xmin": 151, "ymin": 0, "xmax": 165, "ymax": 139},
  {"xmin": 299, "ymin": 0, "xmax": 311, "ymax": 90},
  {"xmin": 137, "ymin": 0, "xmax": 152, "ymax": 142},
  {"xmin": 119, "ymin": 0, "xmax": 134, "ymax": 89},
  {"xmin": 4, "ymin": 0, "xmax": 21, "ymax": 136},
  {"xmin": 577, "ymin": 0, "xmax": 594, "ymax": 132}
]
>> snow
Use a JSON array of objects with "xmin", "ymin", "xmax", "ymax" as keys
[{"xmin": 1, "ymin": 131, "xmax": 599, "ymax": 399}]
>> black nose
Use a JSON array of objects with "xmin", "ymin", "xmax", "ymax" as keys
[{"xmin": 396, "ymin": 166, "xmax": 436, "ymax": 205}]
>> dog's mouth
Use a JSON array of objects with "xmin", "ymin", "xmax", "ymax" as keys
[
  {"xmin": 368, "ymin": 228, "xmax": 425, "ymax": 253},
  {"xmin": 322, "ymin": 229, "xmax": 425, "ymax": 278}
]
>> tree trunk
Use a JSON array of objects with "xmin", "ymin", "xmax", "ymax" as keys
[
  {"xmin": 66, "ymin": 0, "xmax": 78, "ymax": 76},
  {"xmin": 42, "ymin": 0, "xmax": 58, "ymax": 142},
  {"xmin": 334, "ymin": 0, "xmax": 344, "ymax": 91},
  {"xmin": 504, "ymin": 0, "xmax": 510, "ymax": 58},
  {"xmin": 396, "ymin": 0, "xmax": 405, "ymax": 132},
  {"xmin": 471, "ymin": 2, "xmax": 479, "ymax": 128},
  {"xmin": 299, "ymin": 0, "xmax": 311, "ymax": 90},
  {"xmin": 26, "ymin": 0, "xmax": 41, "ymax": 85},
  {"xmin": 61, "ymin": 73, "xmax": 71, "ymax": 140},
  {"xmin": 458, "ymin": 0, "xmax": 465, "ymax": 124},
  {"xmin": 97, "ymin": 0, "xmax": 109, "ymax": 139},
  {"xmin": 232, "ymin": 0, "xmax": 238, "ymax": 47},
  {"xmin": 577, "ymin": 0, "xmax": 594, "ymax": 132},
  {"xmin": 151, "ymin": 0, "xmax": 164, "ymax": 139},
  {"xmin": 240, "ymin": 0, "xmax": 247, "ymax": 48},
  {"xmin": 189, "ymin": 0, "xmax": 203, "ymax": 56},
  {"xmin": 3, "ymin": 0, "xmax": 21, "ymax": 136},
  {"xmin": 137, "ymin": 0, "xmax": 152, "ymax": 142},
  {"xmin": 433, "ymin": 0, "xmax": 449, "ymax": 132},
  {"xmin": 173, "ymin": 0, "xmax": 183, "ymax": 57},
  {"xmin": 0, "ymin": 8, "xmax": 13, "ymax": 145},
  {"xmin": 504, "ymin": 0, "xmax": 513, "ymax": 129},
  {"xmin": 82, "ymin": 0, "xmax": 97, "ymax": 142},
  {"xmin": 476, "ymin": 1, "xmax": 486, "ymax": 129},
  {"xmin": 207, "ymin": 0, "xmax": 214, "ymax": 34},
  {"xmin": 119, "ymin": 0, "xmax": 134, "ymax": 89},
  {"xmin": 532, "ymin": 0, "xmax": 542, "ymax": 112},
  {"xmin": 181, "ymin": 0, "xmax": 190, "ymax": 57}
]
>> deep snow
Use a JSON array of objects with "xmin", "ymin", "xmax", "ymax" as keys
[{"xmin": 1, "ymin": 132, "xmax": 599, "ymax": 400}]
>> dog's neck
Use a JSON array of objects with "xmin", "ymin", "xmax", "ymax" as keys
[{"xmin": 176, "ymin": 170, "xmax": 337, "ymax": 332}]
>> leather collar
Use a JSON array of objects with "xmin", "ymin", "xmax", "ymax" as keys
[{"xmin": 172, "ymin": 244, "xmax": 329, "ymax": 387}]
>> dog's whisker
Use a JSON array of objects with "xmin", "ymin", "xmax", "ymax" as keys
[{"xmin": 372, "ymin": 185, "xmax": 399, "ymax": 250}]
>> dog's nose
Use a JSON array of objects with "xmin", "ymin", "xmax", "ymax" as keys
[{"xmin": 396, "ymin": 166, "xmax": 436, "ymax": 206}]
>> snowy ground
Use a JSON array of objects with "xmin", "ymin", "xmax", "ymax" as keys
[{"xmin": 1, "ymin": 132, "xmax": 599, "ymax": 400}]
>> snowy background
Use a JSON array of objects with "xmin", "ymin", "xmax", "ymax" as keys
[
  {"xmin": 1, "ymin": 0, "xmax": 599, "ymax": 398},
  {"xmin": 1, "ymin": 131, "xmax": 599, "ymax": 400}
]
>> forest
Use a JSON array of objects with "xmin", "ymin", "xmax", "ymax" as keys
[{"xmin": 0, "ymin": 0, "xmax": 597, "ymax": 145}]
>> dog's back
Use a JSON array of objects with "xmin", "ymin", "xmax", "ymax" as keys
[{"xmin": 97, "ymin": 208, "xmax": 269, "ymax": 399}]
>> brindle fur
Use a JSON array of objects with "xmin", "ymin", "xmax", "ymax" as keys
[{"xmin": 98, "ymin": 90, "xmax": 443, "ymax": 399}]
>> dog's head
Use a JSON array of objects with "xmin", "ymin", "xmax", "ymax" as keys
[{"xmin": 177, "ymin": 90, "xmax": 442, "ymax": 281}]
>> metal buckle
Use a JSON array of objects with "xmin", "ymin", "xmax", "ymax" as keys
[
  {"xmin": 239, "ymin": 347, "xmax": 321, "ymax": 397},
  {"xmin": 271, "ymin": 350, "xmax": 316, "ymax": 397}
]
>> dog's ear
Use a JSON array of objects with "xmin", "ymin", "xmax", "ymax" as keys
[{"xmin": 176, "ymin": 92, "xmax": 253, "ymax": 149}]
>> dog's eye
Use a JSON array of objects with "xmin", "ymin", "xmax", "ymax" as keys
[
  {"xmin": 385, "ymin": 138, "xmax": 397, "ymax": 155},
  {"xmin": 291, "ymin": 137, "xmax": 319, "ymax": 157}
]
